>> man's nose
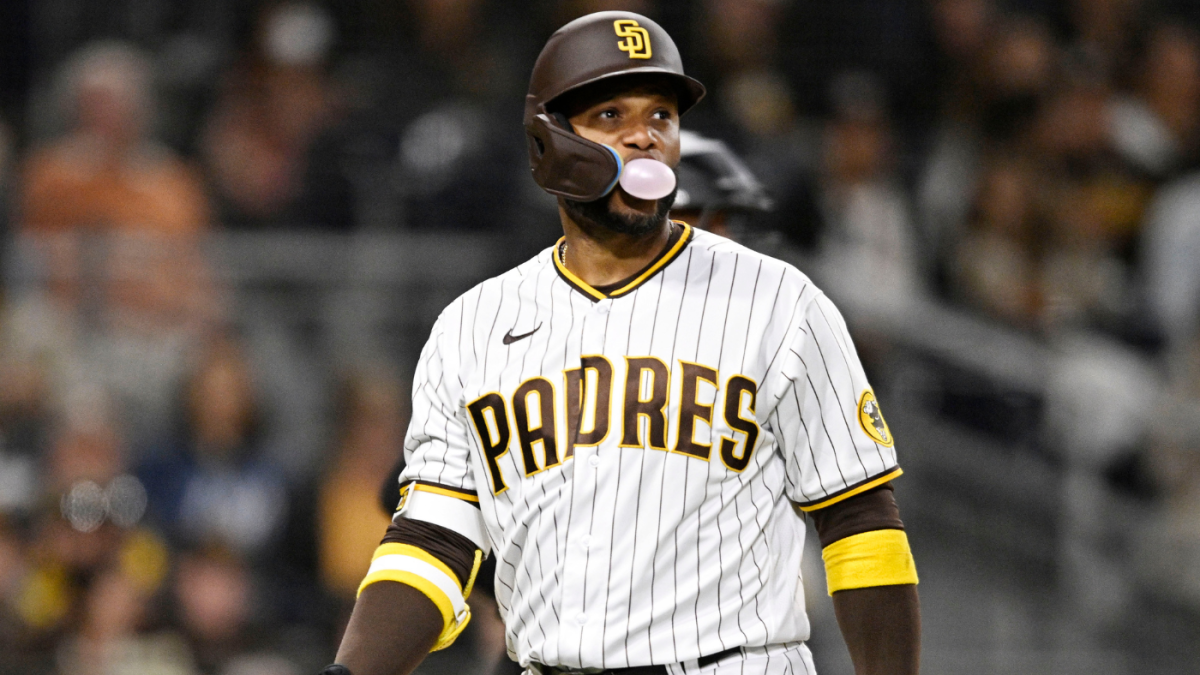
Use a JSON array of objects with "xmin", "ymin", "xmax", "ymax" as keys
[{"xmin": 621, "ymin": 121, "xmax": 656, "ymax": 151}]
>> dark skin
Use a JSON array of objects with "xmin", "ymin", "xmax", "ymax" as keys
[
  {"xmin": 335, "ymin": 583, "xmax": 440, "ymax": 675},
  {"xmin": 333, "ymin": 85, "xmax": 921, "ymax": 675},
  {"xmin": 835, "ymin": 584, "xmax": 921, "ymax": 675}
]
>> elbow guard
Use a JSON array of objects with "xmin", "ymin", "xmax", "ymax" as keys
[
  {"xmin": 821, "ymin": 528, "xmax": 918, "ymax": 595},
  {"xmin": 358, "ymin": 543, "xmax": 483, "ymax": 650}
]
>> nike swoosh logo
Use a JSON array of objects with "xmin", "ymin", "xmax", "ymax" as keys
[{"xmin": 503, "ymin": 324, "xmax": 542, "ymax": 345}]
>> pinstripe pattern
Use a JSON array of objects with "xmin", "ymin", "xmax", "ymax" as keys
[{"xmin": 399, "ymin": 227, "xmax": 897, "ymax": 670}]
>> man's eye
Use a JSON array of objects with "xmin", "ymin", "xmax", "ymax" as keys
[
  {"xmin": 653, "ymin": 110, "xmax": 672, "ymax": 120},
  {"xmin": 598, "ymin": 110, "xmax": 618, "ymax": 120}
]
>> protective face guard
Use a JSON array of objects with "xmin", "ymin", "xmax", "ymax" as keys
[{"xmin": 526, "ymin": 113, "xmax": 623, "ymax": 202}]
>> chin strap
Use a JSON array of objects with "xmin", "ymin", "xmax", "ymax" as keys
[{"xmin": 318, "ymin": 665, "xmax": 352, "ymax": 675}]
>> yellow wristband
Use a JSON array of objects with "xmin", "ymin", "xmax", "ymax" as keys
[{"xmin": 822, "ymin": 529, "xmax": 918, "ymax": 595}]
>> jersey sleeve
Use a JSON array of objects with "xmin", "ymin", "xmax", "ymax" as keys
[
  {"xmin": 395, "ymin": 314, "xmax": 491, "ymax": 554},
  {"xmin": 767, "ymin": 292, "xmax": 901, "ymax": 511}
]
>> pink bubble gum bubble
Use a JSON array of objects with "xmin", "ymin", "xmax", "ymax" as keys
[{"xmin": 618, "ymin": 158, "xmax": 677, "ymax": 200}]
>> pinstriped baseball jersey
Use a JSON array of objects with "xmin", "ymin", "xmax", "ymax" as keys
[{"xmin": 397, "ymin": 222, "xmax": 901, "ymax": 670}]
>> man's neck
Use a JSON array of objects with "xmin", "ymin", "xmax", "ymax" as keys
[{"xmin": 558, "ymin": 209, "xmax": 673, "ymax": 288}]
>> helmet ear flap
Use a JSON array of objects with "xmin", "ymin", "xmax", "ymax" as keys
[
  {"xmin": 525, "ymin": 113, "xmax": 622, "ymax": 202},
  {"xmin": 551, "ymin": 112, "xmax": 575, "ymax": 133},
  {"xmin": 529, "ymin": 112, "xmax": 572, "ymax": 157}
]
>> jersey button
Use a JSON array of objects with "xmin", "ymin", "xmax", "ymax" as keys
[
  {"xmin": 595, "ymin": 302, "xmax": 610, "ymax": 315},
  {"xmin": 580, "ymin": 535, "xmax": 591, "ymax": 550},
  {"xmin": 588, "ymin": 456, "xmax": 600, "ymax": 467},
  {"xmin": 576, "ymin": 613, "xmax": 587, "ymax": 625}
]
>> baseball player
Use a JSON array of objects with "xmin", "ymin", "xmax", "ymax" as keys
[
  {"xmin": 670, "ymin": 129, "xmax": 774, "ymax": 236},
  {"xmin": 324, "ymin": 11, "xmax": 920, "ymax": 675}
]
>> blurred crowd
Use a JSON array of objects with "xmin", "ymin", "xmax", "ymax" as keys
[{"xmin": 4, "ymin": 0, "xmax": 1200, "ymax": 673}]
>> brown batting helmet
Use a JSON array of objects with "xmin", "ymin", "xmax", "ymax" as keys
[{"xmin": 524, "ymin": 11, "xmax": 706, "ymax": 202}]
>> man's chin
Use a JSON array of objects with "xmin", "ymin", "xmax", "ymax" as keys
[{"xmin": 564, "ymin": 187, "xmax": 678, "ymax": 237}]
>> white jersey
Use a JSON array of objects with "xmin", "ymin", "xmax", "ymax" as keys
[{"xmin": 396, "ymin": 223, "xmax": 901, "ymax": 670}]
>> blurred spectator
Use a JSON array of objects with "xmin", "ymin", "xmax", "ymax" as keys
[
  {"xmin": 400, "ymin": 0, "xmax": 523, "ymax": 99},
  {"xmin": 45, "ymin": 387, "xmax": 124, "ymax": 496},
  {"xmin": 19, "ymin": 42, "xmax": 210, "ymax": 238},
  {"xmin": 1032, "ymin": 64, "xmax": 1152, "ymax": 333},
  {"xmin": 953, "ymin": 155, "xmax": 1044, "ymax": 328},
  {"xmin": 137, "ymin": 336, "xmax": 288, "ymax": 560},
  {"xmin": 57, "ymin": 564, "xmax": 196, "ymax": 675},
  {"xmin": 1067, "ymin": 0, "xmax": 1146, "ymax": 71},
  {"xmin": 1039, "ymin": 181, "xmax": 1136, "ymax": 330},
  {"xmin": 326, "ymin": 0, "xmax": 527, "ymax": 237},
  {"xmin": 918, "ymin": 13, "xmax": 1056, "ymax": 278},
  {"xmin": 201, "ymin": 4, "xmax": 341, "ymax": 229},
  {"xmin": 0, "ymin": 385, "xmax": 168, "ymax": 671},
  {"xmin": 392, "ymin": 0, "xmax": 528, "ymax": 233},
  {"xmin": 316, "ymin": 371, "xmax": 401, "ymax": 601},
  {"xmin": 974, "ymin": 18, "xmax": 1055, "ymax": 138},
  {"xmin": 976, "ymin": 15, "xmax": 1058, "ymax": 144},
  {"xmin": 1109, "ymin": 23, "xmax": 1200, "ymax": 178},
  {"xmin": 817, "ymin": 73, "xmax": 920, "ymax": 305},
  {"xmin": 173, "ymin": 546, "xmax": 258, "ymax": 673},
  {"xmin": 17, "ymin": 42, "xmax": 213, "ymax": 319},
  {"xmin": 704, "ymin": 0, "xmax": 781, "ymax": 78},
  {"xmin": 699, "ymin": 0, "xmax": 803, "ymax": 148},
  {"xmin": 928, "ymin": 0, "xmax": 996, "ymax": 123},
  {"xmin": 10, "ymin": 41, "xmax": 220, "ymax": 449},
  {"xmin": 689, "ymin": 1, "xmax": 823, "ymax": 255},
  {"xmin": 0, "ymin": 306, "xmax": 52, "ymax": 515},
  {"xmin": 1143, "ymin": 172, "xmax": 1200, "ymax": 353}
]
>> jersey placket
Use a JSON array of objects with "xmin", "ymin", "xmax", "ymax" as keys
[{"xmin": 556, "ymin": 295, "xmax": 614, "ymax": 665}]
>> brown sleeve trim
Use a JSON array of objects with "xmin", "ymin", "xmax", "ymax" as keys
[
  {"xmin": 381, "ymin": 518, "xmax": 478, "ymax": 587},
  {"xmin": 809, "ymin": 482, "xmax": 905, "ymax": 549}
]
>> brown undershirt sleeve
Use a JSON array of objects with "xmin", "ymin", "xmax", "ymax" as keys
[
  {"xmin": 380, "ymin": 518, "xmax": 479, "ymax": 588},
  {"xmin": 808, "ymin": 482, "xmax": 904, "ymax": 548}
]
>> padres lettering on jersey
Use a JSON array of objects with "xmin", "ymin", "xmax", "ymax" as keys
[
  {"xmin": 398, "ymin": 223, "xmax": 901, "ymax": 670},
  {"xmin": 467, "ymin": 352, "xmax": 761, "ymax": 492}
]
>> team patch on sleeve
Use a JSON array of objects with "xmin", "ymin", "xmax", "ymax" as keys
[{"xmin": 857, "ymin": 389, "xmax": 893, "ymax": 447}]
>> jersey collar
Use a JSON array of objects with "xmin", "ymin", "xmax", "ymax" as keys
[{"xmin": 553, "ymin": 221, "xmax": 693, "ymax": 303}]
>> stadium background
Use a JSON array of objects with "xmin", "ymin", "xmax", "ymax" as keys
[{"xmin": 2, "ymin": 0, "xmax": 1200, "ymax": 673}]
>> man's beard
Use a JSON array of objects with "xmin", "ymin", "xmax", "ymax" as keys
[{"xmin": 563, "ymin": 187, "xmax": 678, "ymax": 236}]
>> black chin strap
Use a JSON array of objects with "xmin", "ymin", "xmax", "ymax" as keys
[{"xmin": 318, "ymin": 665, "xmax": 352, "ymax": 675}]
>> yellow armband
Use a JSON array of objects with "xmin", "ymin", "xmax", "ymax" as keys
[
  {"xmin": 358, "ymin": 543, "xmax": 484, "ymax": 651},
  {"xmin": 821, "ymin": 529, "xmax": 918, "ymax": 595}
]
